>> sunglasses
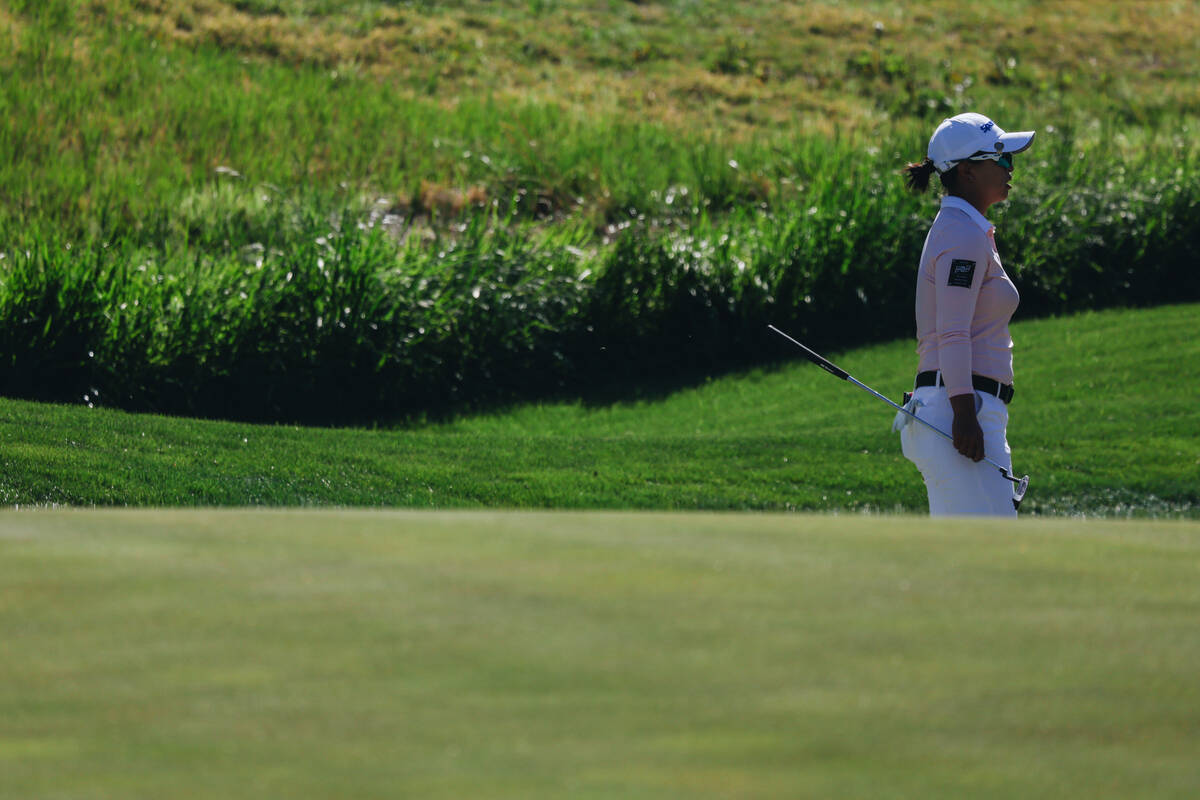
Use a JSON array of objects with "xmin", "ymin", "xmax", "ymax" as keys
[{"xmin": 967, "ymin": 151, "xmax": 1015, "ymax": 170}]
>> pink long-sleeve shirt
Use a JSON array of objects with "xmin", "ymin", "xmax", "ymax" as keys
[{"xmin": 914, "ymin": 196, "xmax": 1019, "ymax": 397}]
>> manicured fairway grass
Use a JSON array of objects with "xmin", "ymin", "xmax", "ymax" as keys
[
  {"xmin": 0, "ymin": 304, "xmax": 1196, "ymax": 516},
  {"xmin": 1, "ymin": 509, "xmax": 1198, "ymax": 798}
]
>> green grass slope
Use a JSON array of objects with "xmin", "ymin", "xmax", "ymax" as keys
[
  {"xmin": 5, "ymin": 0, "xmax": 1198, "ymax": 229},
  {"xmin": 2, "ymin": 509, "xmax": 1198, "ymax": 798},
  {"xmin": 1, "ymin": 304, "xmax": 1196, "ymax": 516},
  {"xmin": 3, "ymin": 2, "xmax": 1197, "ymax": 421}
]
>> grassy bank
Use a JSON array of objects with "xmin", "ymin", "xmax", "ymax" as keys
[
  {"xmin": 2, "ymin": 304, "xmax": 1196, "ymax": 517},
  {"xmin": 4, "ymin": 0, "xmax": 1198, "ymax": 230},
  {"xmin": 2, "ymin": 509, "xmax": 1198, "ymax": 798},
  {"xmin": 1, "ymin": 2, "xmax": 1198, "ymax": 421}
]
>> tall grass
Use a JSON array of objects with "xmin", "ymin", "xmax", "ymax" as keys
[
  {"xmin": 0, "ymin": 210, "xmax": 593, "ymax": 421},
  {"xmin": 1, "ymin": 125, "xmax": 1195, "ymax": 423}
]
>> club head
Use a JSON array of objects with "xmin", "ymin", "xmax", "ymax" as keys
[
  {"xmin": 1013, "ymin": 474, "xmax": 1030, "ymax": 504},
  {"xmin": 1000, "ymin": 467, "xmax": 1030, "ymax": 510}
]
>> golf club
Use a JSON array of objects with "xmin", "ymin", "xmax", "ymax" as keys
[{"xmin": 768, "ymin": 324, "xmax": 1030, "ymax": 504}]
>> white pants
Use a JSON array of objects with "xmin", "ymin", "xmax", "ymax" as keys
[{"xmin": 900, "ymin": 385, "xmax": 1017, "ymax": 517}]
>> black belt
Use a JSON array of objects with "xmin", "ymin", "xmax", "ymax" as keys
[{"xmin": 915, "ymin": 370, "xmax": 1014, "ymax": 404}]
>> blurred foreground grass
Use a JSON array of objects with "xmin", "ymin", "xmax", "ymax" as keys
[{"xmin": 2, "ymin": 509, "xmax": 1198, "ymax": 798}]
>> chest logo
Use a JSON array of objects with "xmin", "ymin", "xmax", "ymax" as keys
[{"xmin": 948, "ymin": 259, "xmax": 977, "ymax": 288}]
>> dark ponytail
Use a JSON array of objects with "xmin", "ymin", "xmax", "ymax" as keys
[{"xmin": 903, "ymin": 157, "xmax": 937, "ymax": 193}]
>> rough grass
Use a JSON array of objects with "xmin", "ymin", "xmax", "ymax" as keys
[
  {"xmin": 0, "ymin": 127, "xmax": 1195, "ymax": 422},
  {"xmin": 97, "ymin": 0, "xmax": 1200, "ymax": 133},
  {"xmin": 2, "ymin": 509, "xmax": 1198, "ymax": 798}
]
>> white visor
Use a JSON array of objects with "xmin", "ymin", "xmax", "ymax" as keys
[{"xmin": 928, "ymin": 112, "xmax": 1036, "ymax": 173}]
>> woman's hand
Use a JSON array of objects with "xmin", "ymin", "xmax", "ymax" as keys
[{"xmin": 949, "ymin": 393, "xmax": 986, "ymax": 462}]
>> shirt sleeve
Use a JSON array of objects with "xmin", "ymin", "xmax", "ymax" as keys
[{"xmin": 934, "ymin": 231, "xmax": 992, "ymax": 397}]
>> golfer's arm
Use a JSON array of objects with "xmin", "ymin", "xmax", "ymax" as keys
[{"xmin": 934, "ymin": 240, "xmax": 989, "ymax": 397}]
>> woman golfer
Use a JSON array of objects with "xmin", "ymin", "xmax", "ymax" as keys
[{"xmin": 899, "ymin": 112, "xmax": 1035, "ymax": 516}]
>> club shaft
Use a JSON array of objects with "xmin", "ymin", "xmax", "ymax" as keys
[{"xmin": 769, "ymin": 325, "xmax": 1021, "ymax": 483}]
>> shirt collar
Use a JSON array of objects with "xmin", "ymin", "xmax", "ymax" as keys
[{"xmin": 940, "ymin": 196, "xmax": 995, "ymax": 235}]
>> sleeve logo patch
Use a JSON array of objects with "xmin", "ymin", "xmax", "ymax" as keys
[{"xmin": 948, "ymin": 259, "xmax": 977, "ymax": 288}]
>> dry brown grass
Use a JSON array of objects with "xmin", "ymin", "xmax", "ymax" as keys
[
  {"xmin": 417, "ymin": 180, "xmax": 489, "ymax": 217},
  {"xmin": 6, "ymin": 0, "xmax": 1196, "ymax": 227},
  {"xmin": 76, "ymin": 0, "xmax": 1196, "ymax": 139}
]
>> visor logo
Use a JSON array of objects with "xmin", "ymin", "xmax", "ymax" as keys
[{"xmin": 980, "ymin": 121, "xmax": 995, "ymax": 133}]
